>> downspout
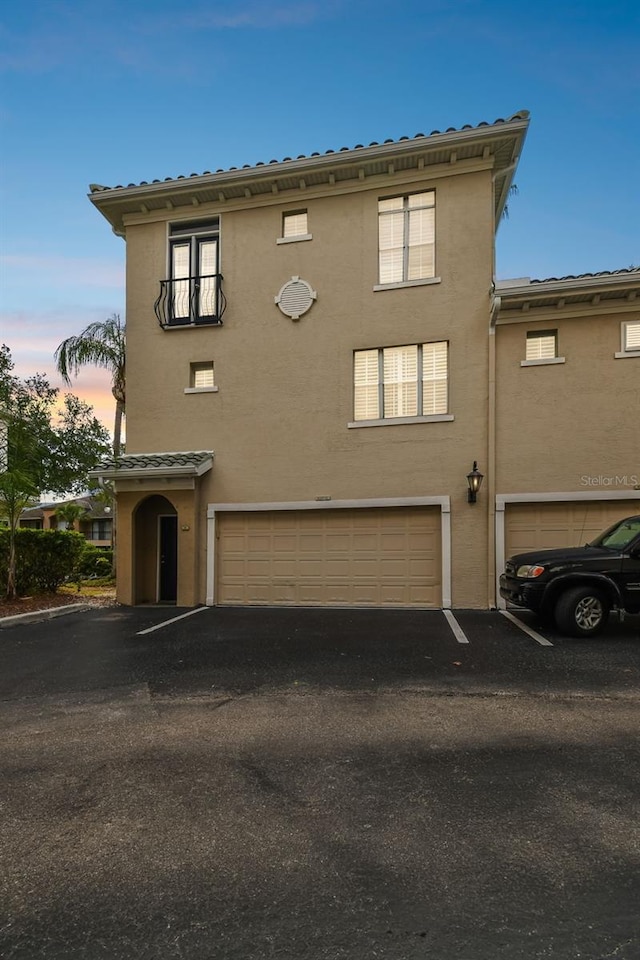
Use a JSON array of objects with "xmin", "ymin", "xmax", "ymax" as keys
[{"xmin": 488, "ymin": 290, "xmax": 501, "ymax": 608}]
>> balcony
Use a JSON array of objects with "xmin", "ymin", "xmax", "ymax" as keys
[{"xmin": 154, "ymin": 274, "xmax": 226, "ymax": 329}]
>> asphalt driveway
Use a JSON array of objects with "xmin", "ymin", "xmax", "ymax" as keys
[
  {"xmin": 1, "ymin": 606, "xmax": 639, "ymax": 959},
  {"xmin": 1, "ymin": 604, "xmax": 639, "ymax": 701}
]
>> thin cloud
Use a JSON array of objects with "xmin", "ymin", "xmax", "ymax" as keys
[
  {"xmin": 0, "ymin": 1, "xmax": 343, "ymax": 77},
  {"xmin": 192, "ymin": 2, "xmax": 327, "ymax": 29}
]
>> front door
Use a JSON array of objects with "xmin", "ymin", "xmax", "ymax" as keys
[{"xmin": 159, "ymin": 515, "xmax": 178, "ymax": 603}]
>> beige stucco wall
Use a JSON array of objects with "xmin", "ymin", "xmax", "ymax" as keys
[
  {"xmin": 495, "ymin": 311, "xmax": 640, "ymax": 494},
  {"xmin": 122, "ymin": 168, "xmax": 497, "ymax": 607},
  {"xmin": 116, "ymin": 487, "xmax": 201, "ymax": 607}
]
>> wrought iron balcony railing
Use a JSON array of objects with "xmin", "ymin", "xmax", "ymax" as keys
[{"xmin": 154, "ymin": 274, "xmax": 226, "ymax": 328}]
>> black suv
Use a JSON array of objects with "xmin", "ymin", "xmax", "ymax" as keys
[{"xmin": 499, "ymin": 515, "xmax": 640, "ymax": 636}]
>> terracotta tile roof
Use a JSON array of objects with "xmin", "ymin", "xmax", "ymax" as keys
[
  {"xmin": 94, "ymin": 451, "xmax": 213, "ymax": 471},
  {"xmin": 89, "ymin": 111, "xmax": 530, "ymax": 194},
  {"xmin": 530, "ymin": 267, "xmax": 640, "ymax": 284},
  {"xmin": 89, "ymin": 452, "xmax": 214, "ymax": 481}
]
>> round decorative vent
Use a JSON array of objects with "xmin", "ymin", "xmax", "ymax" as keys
[{"xmin": 275, "ymin": 276, "xmax": 317, "ymax": 320}]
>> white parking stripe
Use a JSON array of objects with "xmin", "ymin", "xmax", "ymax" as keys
[
  {"xmin": 443, "ymin": 609, "xmax": 470, "ymax": 644},
  {"xmin": 137, "ymin": 606, "xmax": 209, "ymax": 635},
  {"xmin": 500, "ymin": 609, "xmax": 554, "ymax": 647}
]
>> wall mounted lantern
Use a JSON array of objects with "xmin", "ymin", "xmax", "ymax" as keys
[{"xmin": 467, "ymin": 461, "xmax": 484, "ymax": 503}]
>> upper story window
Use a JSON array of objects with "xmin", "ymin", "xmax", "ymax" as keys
[
  {"xmin": 350, "ymin": 341, "xmax": 452, "ymax": 427},
  {"xmin": 155, "ymin": 219, "xmax": 226, "ymax": 328},
  {"xmin": 377, "ymin": 192, "xmax": 435, "ymax": 287},
  {"xmin": 185, "ymin": 361, "xmax": 218, "ymax": 394},
  {"xmin": 615, "ymin": 320, "xmax": 640, "ymax": 358},
  {"xmin": 277, "ymin": 210, "xmax": 311, "ymax": 244},
  {"xmin": 521, "ymin": 330, "xmax": 565, "ymax": 366}
]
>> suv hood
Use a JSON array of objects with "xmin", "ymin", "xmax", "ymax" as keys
[{"xmin": 508, "ymin": 545, "xmax": 613, "ymax": 567}]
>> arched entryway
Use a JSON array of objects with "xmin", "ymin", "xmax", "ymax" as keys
[{"xmin": 134, "ymin": 495, "xmax": 178, "ymax": 604}]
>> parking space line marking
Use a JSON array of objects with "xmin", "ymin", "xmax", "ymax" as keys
[
  {"xmin": 500, "ymin": 609, "xmax": 554, "ymax": 647},
  {"xmin": 137, "ymin": 606, "xmax": 209, "ymax": 635},
  {"xmin": 443, "ymin": 609, "xmax": 470, "ymax": 644}
]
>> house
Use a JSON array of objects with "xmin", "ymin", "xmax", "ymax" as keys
[
  {"xmin": 19, "ymin": 497, "xmax": 113, "ymax": 547},
  {"xmin": 88, "ymin": 111, "xmax": 640, "ymax": 609},
  {"xmin": 493, "ymin": 269, "xmax": 640, "ymax": 605}
]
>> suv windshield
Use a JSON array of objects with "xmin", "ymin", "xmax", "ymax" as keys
[{"xmin": 590, "ymin": 516, "xmax": 640, "ymax": 551}]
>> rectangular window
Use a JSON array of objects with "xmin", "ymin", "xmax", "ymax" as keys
[
  {"xmin": 191, "ymin": 361, "xmax": 215, "ymax": 389},
  {"xmin": 622, "ymin": 320, "xmax": 640, "ymax": 353},
  {"xmin": 526, "ymin": 330, "xmax": 558, "ymax": 361},
  {"xmin": 353, "ymin": 342, "xmax": 448, "ymax": 422},
  {"xmin": 90, "ymin": 520, "xmax": 110, "ymax": 540},
  {"xmin": 165, "ymin": 219, "xmax": 220, "ymax": 325},
  {"xmin": 283, "ymin": 211, "xmax": 308, "ymax": 238},
  {"xmin": 378, "ymin": 192, "xmax": 435, "ymax": 285}
]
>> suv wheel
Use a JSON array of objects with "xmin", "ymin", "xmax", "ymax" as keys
[{"xmin": 555, "ymin": 586, "xmax": 609, "ymax": 637}]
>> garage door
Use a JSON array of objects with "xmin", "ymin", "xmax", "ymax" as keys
[
  {"xmin": 505, "ymin": 499, "xmax": 640, "ymax": 557},
  {"xmin": 216, "ymin": 507, "xmax": 441, "ymax": 607}
]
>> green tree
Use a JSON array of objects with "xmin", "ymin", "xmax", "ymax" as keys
[
  {"xmin": 0, "ymin": 344, "xmax": 110, "ymax": 598},
  {"xmin": 55, "ymin": 501, "xmax": 89, "ymax": 531},
  {"xmin": 54, "ymin": 313, "xmax": 126, "ymax": 456}
]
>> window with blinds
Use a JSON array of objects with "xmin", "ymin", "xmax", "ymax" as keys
[
  {"xmin": 354, "ymin": 342, "xmax": 448, "ymax": 421},
  {"xmin": 191, "ymin": 362, "xmax": 215, "ymax": 389},
  {"xmin": 525, "ymin": 330, "xmax": 557, "ymax": 361},
  {"xmin": 169, "ymin": 220, "xmax": 219, "ymax": 322},
  {"xmin": 378, "ymin": 192, "xmax": 435, "ymax": 285},
  {"xmin": 623, "ymin": 321, "xmax": 640, "ymax": 353},
  {"xmin": 283, "ymin": 211, "xmax": 308, "ymax": 238}
]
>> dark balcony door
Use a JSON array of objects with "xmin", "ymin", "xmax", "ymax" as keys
[
  {"xmin": 170, "ymin": 234, "xmax": 218, "ymax": 323},
  {"xmin": 159, "ymin": 515, "xmax": 178, "ymax": 603}
]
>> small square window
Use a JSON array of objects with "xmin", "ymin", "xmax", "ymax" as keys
[
  {"xmin": 185, "ymin": 362, "xmax": 217, "ymax": 393},
  {"xmin": 521, "ymin": 330, "xmax": 565, "ymax": 366},
  {"xmin": 283, "ymin": 211, "xmax": 308, "ymax": 238},
  {"xmin": 277, "ymin": 210, "xmax": 311, "ymax": 244},
  {"xmin": 619, "ymin": 320, "xmax": 640, "ymax": 356},
  {"xmin": 526, "ymin": 331, "xmax": 557, "ymax": 361}
]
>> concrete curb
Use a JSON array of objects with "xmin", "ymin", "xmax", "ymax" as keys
[{"xmin": 0, "ymin": 603, "xmax": 93, "ymax": 628}]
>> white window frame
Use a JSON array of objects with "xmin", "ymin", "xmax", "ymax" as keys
[
  {"xmin": 277, "ymin": 210, "xmax": 312, "ymax": 244},
  {"xmin": 374, "ymin": 191, "xmax": 438, "ymax": 290},
  {"xmin": 349, "ymin": 342, "xmax": 453, "ymax": 428},
  {"xmin": 184, "ymin": 361, "xmax": 218, "ymax": 394},
  {"xmin": 520, "ymin": 330, "xmax": 565, "ymax": 367},
  {"xmin": 615, "ymin": 320, "xmax": 640, "ymax": 358}
]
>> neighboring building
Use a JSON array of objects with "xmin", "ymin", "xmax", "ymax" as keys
[
  {"xmin": 493, "ymin": 269, "xmax": 640, "ymax": 605},
  {"xmin": 19, "ymin": 497, "xmax": 113, "ymax": 547},
  {"xmin": 88, "ymin": 111, "xmax": 640, "ymax": 608}
]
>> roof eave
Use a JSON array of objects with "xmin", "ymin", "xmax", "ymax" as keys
[
  {"xmin": 89, "ymin": 115, "xmax": 530, "ymax": 234},
  {"xmin": 496, "ymin": 272, "xmax": 640, "ymax": 301}
]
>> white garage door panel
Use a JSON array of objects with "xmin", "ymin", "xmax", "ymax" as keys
[
  {"xmin": 505, "ymin": 500, "xmax": 640, "ymax": 557},
  {"xmin": 217, "ymin": 507, "xmax": 441, "ymax": 608}
]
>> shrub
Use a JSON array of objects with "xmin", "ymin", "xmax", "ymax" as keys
[
  {"xmin": 77, "ymin": 543, "xmax": 113, "ymax": 579},
  {"xmin": 0, "ymin": 529, "xmax": 86, "ymax": 595}
]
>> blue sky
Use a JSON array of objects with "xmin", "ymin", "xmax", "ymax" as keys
[{"xmin": 1, "ymin": 0, "xmax": 638, "ymax": 429}]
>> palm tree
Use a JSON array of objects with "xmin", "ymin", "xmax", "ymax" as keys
[
  {"xmin": 54, "ymin": 314, "xmax": 126, "ymax": 456},
  {"xmin": 55, "ymin": 501, "xmax": 88, "ymax": 531}
]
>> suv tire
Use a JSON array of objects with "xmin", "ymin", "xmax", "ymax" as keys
[{"xmin": 555, "ymin": 586, "xmax": 609, "ymax": 638}]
